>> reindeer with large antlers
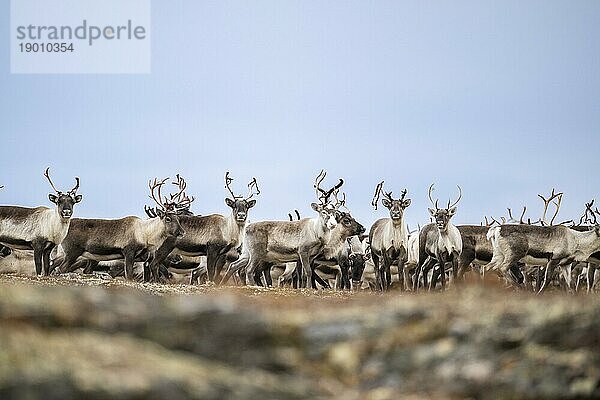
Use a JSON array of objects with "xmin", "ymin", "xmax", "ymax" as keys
[
  {"xmin": 0, "ymin": 168, "xmax": 82, "ymax": 276},
  {"xmin": 486, "ymin": 192, "xmax": 600, "ymax": 293},
  {"xmin": 368, "ymin": 181, "xmax": 412, "ymax": 291},
  {"xmin": 52, "ymin": 177, "xmax": 185, "ymax": 280},
  {"xmin": 221, "ymin": 171, "xmax": 355, "ymax": 288},
  {"xmin": 146, "ymin": 172, "xmax": 259, "ymax": 283},
  {"xmin": 415, "ymin": 184, "xmax": 463, "ymax": 290},
  {"xmin": 308, "ymin": 188, "xmax": 366, "ymax": 290}
]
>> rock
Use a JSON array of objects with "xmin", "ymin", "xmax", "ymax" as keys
[{"xmin": 0, "ymin": 275, "xmax": 599, "ymax": 399}]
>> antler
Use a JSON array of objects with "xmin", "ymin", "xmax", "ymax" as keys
[
  {"xmin": 506, "ymin": 207, "xmax": 526, "ymax": 224},
  {"xmin": 371, "ymin": 181, "xmax": 384, "ymax": 210},
  {"xmin": 550, "ymin": 193, "xmax": 563, "ymax": 225},
  {"xmin": 246, "ymin": 177, "xmax": 260, "ymax": 200},
  {"xmin": 323, "ymin": 179, "xmax": 344, "ymax": 204},
  {"xmin": 169, "ymin": 174, "xmax": 187, "ymax": 203},
  {"xmin": 428, "ymin": 183, "xmax": 439, "ymax": 210},
  {"xmin": 313, "ymin": 170, "xmax": 343, "ymax": 205},
  {"xmin": 288, "ymin": 209, "xmax": 301, "ymax": 221},
  {"xmin": 160, "ymin": 174, "xmax": 195, "ymax": 212},
  {"xmin": 144, "ymin": 205, "xmax": 158, "ymax": 218},
  {"xmin": 579, "ymin": 199, "xmax": 598, "ymax": 225},
  {"xmin": 537, "ymin": 188, "xmax": 563, "ymax": 226},
  {"xmin": 314, "ymin": 170, "xmax": 327, "ymax": 201},
  {"xmin": 399, "ymin": 188, "xmax": 408, "ymax": 202},
  {"xmin": 448, "ymin": 185, "xmax": 462, "ymax": 209},
  {"xmin": 44, "ymin": 167, "xmax": 61, "ymax": 194},
  {"xmin": 148, "ymin": 177, "xmax": 169, "ymax": 210},
  {"xmin": 333, "ymin": 190, "xmax": 349, "ymax": 211},
  {"xmin": 68, "ymin": 177, "xmax": 80, "ymax": 195},
  {"xmin": 483, "ymin": 216, "xmax": 500, "ymax": 227},
  {"xmin": 225, "ymin": 171, "xmax": 238, "ymax": 199}
]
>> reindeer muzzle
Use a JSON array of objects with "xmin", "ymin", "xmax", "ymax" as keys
[{"xmin": 236, "ymin": 212, "xmax": 247, "ymax": 221}]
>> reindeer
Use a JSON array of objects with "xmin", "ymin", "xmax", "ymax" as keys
[
  {"xmin": 416, "ymin": 184, "xmax": 463, "ymax": 290},
  {"xmin": 369, "ymin": 181, "xmax": 411, "ymax": 291},
  {"xmin": 0, "ymin": 168, "xmax": 82, "ymax": 276},
  {"xmin": 309, "ymin": 192, "xmax": 366, "ymax": 290},
  {"xmin": 221, "ymin": 171, "xmax": 343, "ymax": 288},
  {"xmin": 487, "ymin": 223, "xmax": 600, "ymax": 293},
  {"xmin": 53, "ymin": 177, "xmax": 185, "ymax": 280},
  {"xmin": 485, "ymin": 189, "xmax": 583, "ymax": 291},
  {"xmin": 147, "ymin": 172, "xmax": 259, "ymax": 283}
]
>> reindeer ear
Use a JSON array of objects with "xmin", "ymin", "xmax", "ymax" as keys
[
  {"xmin": 403, "ymin": 199, "xmax": 411, "ymax": 208},
  {"xmin": 448, "ymin": 207, "xmax": 457, "ymax": 217},
  {"xmin": 73, "ymin": 194, "xmax": 83, "ymax": 203},
  {"xmin": 428, "ymin": 208, "xmax": 436, "ymax": 216},
  {"xmin": 156, "ymin": 208, "xmax": 165, "ymax": 218},
  {"xmin": 311, "ymin": 203, "xmax": 321, "ymax": 212},
  {"xmin": 225, "ymin": 198, "xmax": 235, "ymax": 208},
  {"xmin": 247, "ymin": 199, "xmax": 256, "ymax": 209},
  {"xmin": 382, "ymin": 198, "xmax": 391, "ymax": 208},
  {"xmin": 48, "ymin": 194, "xmax": 58, "ymax": 204}
]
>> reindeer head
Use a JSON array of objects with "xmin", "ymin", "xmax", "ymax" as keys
[
  {"xmin": 224, "ymin": 172, "xmax": 258, "ymax": 223},
  {"xmin": 44, "ymin": 167, "xmax": 82, "ymax": 220},
  {"xmin": 371, "ymin": 181, "xmax": 411, "ymax": 221},
  {"xmin": 148, "ymin": 177, "xmax": 186, "ymax": 239},
  {"xmin": 428, "ymin": 184, "xmax": 461, "ymax": 232},
  {"xmin": 328, "ymin": 186, "xmax": 366, "ymax": 236}
]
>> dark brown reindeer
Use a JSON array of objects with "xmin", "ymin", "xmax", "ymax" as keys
[
  {"xmin": 221, "ymin": 170, "xmax": 343, "ymax": 288},
  {"xmin": 0, "ymin": 168, "xmax": 82, "ymax": 276},
  {"xmin": 147, "ymin": 172, "xmax": 259, "ymax": 283},
  {"xmin": 369, "ymin": 181, "xmax": 411, "ymax": 291},
  {"xmin": 53, "ymin": 177, "xmax": 185, "ymax": 280},
  {"xmin": 416, "ymin": 184, "xmax": 463, "ymax": 290}
]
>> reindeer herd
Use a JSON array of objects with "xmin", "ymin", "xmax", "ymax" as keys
[{"xmin": 1, "ymin": 168, "xmax": 599, "ymax": 294}]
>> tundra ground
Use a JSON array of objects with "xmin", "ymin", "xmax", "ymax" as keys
[{"xmin": 0, "ymin": 273, "xmax": 599, "ymax": 399}]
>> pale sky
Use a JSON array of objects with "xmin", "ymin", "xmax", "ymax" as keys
[{"xmin": 1, "ymin": 0, "xmax": 599, "ymax": 230}]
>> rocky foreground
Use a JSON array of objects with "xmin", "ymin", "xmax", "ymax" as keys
[{"xmin": 0, "ymin": 274, "xmax": 599, "ymax": 399}]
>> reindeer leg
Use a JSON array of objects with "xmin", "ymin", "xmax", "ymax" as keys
[
  {"xmin": 263, "ymin": 267, "xmax": 273, "ymax": 287},
  {"xmin": 437, "ymin": 253, "xmax": 446, "ymax": 291},
  {"xmin": 279, "ymin": 262, "xmax": 297, "ymax": 287},
  {"xmin": 397, "ymin": 247, "xmax": 407, "ymax": 291},
  {"xmin": 371, "ymin": 252, "xmax": 383, "ymax": 291},
  {"xmin": 206, "ymin": 245, "xmax": 219, "ymax": 283},
  {"xmin": 419, "ymin": 256, "xmax": 434, "ymax": 291},
  {"xmin": 292, "ymin": 268, "xmax": 298, "ymax": 289},
  {"xmin": 214, "ymin": 253, "xmax": 228, "ymax": 283},
  {"xmin": 221, "ymin": 253, "xmax": 249, "ymax": 285},
  {"xmin": 450, "ymin": 252, "xmax": 459, "ymax": 286},
  {"xmin": 313, "ymin": 270, "xmax": 331, "ymax": 289},
  {"xmin": 31, "ymin": 240, "xmax": 45, "ymax": 276},
  {"xmin": 245, "ymin": 258, "xmax": 261, "ymax": 286},
  {"xmin": 42, "ymin": 242, "xmax": 55, "ymax": 276},
  {"xmin": 299, "ymin": 251, "xmax": 314, "ymax": 289},
  {"xmin": 538, "ymin": 259, "xmax": 559, "ymax": 294},
  {"xmin": 587, "ymin": 263, "xmax": 595, "ymax": 293},
  {"xmin": 123, "ymin": 257, "xmax": 134, "ymax": 281},
  {"xmin": 381, "ymin": 251, "xmax": 392, "ymax": 291}
]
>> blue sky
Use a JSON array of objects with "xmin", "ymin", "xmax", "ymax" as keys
[{"xmin": 1, "ymin": 0, "xmax": 599, "ymax": 230}]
